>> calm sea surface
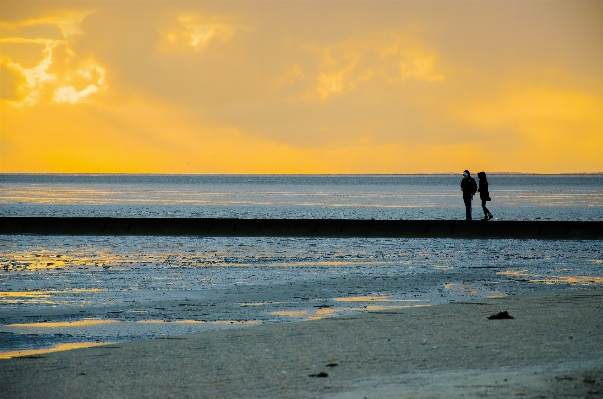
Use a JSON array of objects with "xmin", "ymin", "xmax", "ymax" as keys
[
  {"xmin": 1, "ymin": 174, "xmax": 603, "ymax": 220},
  {"xmin": 1, "ymin": 174, "xmax": 602, "ymax": 355}
]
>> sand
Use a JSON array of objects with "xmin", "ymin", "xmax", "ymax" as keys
[{"xmin": 1, "ymin": 288, "xmax": 602, "ymax": 399}]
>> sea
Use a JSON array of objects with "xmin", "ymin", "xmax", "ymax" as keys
[{"xmin": 1, "ymin": 174, "xmax": 602, "ymax": 356}]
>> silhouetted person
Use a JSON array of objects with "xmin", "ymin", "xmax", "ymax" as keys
[
  {"xmin": 477, "ymin": 172, "xmax": 493, "ymax": 220},
  {"xmin": 460, "ymin": 170, "xmax": 477, "ymax": 220}
]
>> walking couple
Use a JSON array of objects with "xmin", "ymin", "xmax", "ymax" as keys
[{"xmin": 461, "ymin": 170, "xmax": 493, "ymax": 221}]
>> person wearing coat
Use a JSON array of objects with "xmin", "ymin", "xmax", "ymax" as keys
[
  {"xmin": 477, "ymin": 171, "xmax": 493, "ymax": 220},
  {"xmin": 461, "ymin": 170, "xmax": 478, "ymax": 220}
]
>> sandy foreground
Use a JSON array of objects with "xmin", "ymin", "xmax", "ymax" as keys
[{"xmin": 1, "ymin": 289, "xmax": 602, "ymax": 399}]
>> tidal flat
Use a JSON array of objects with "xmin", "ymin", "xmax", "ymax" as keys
[{"xmin": 1, "ymin": 235, "xmax": 601, "ymax": 354}]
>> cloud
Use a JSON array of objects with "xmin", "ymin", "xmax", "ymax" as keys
[
  {"xmin": 0, "ymin": 10, "xmax": 95, "ymax": 38},
  {"xmin": 304, "ymin": 32, "xmax": 445, "ymax": 99},
  {"xmin": 273, "ymin": 64, "xmax": 305, "ymax": 90},
  {"xmin": 53, "ymin": 83, "xmax": 98, "ymax": 104},
  {"xmin": 158, "ymin": 14, "xmax": 240, "ymax": 53},
  {"xmin": 0, "ymin": 39, "xmax": 58, "ymax": 105},
  {"xmin": 1, "ymin": 11, "xmax": 107, "ymax": 107},
  {"xmin": 52, "ymin": 60, "xmax": 106, "ymax": 104},
  {"xmin": 1, "ymin": 1, "xmax": 602, "ymax": 173}
]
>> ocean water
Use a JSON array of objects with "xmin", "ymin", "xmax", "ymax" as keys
[
  {"xmin": 1, "ymin": 174, "xmax": 602, "ymax": 355},
  {"xmin": 1, "ymin": 174, "xmax": 603, "ymax": 220}
]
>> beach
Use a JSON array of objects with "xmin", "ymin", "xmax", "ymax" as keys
[
  {"xmin": 1, "ymin": 288, "xmax": 602, "ymax": 398},
  {"xmin": 1, "ymin": 174, "xmax": 602, "ymax": 397}
]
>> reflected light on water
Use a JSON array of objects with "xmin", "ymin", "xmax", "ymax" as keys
[
  {"xmin": 0, "ymin": 289, "xmax": 103, "ymax": 306},
  {"xmin": 7, "ymin": 319, "xmax": 119, "ymax": 328},
  {"xmin": 306, "ymin": 308, "xmax": 341, "ymax": 320},
  {"xmin": 239, "ymin": 302, "xmax": 285, "ymax": 307},
  {"xmin": 209, "ymin": 320, "xmax": 262, "ymax": 325},
  {"xmin": 2, "ymin": 250, "xmax": 397, "ymax": 271},
  {"xmin": 270, "ymin": 311, "xmax": 308, "ymax": 317},
  {"xmin": 0, "ymin": 289, "xmax": 102, "ymax": 297},
  {"xmin": 136, "ymin": 319, "xmax": 261, "ymax": 325},
  {"xmin": 496, "ymin": 270, "xmax": 603, "ymax": 285},
  {"xmin": 444, "ymin": 283, "xmax": 479, "ymax": 295},
  {"xmin": 356, "ymin": 304, "xmax": 431, "ymax": 311},
  {"xmin": 272, "ymin": 304, "xmax": 431, "ymax": 321},
  {"xmin": 529, "ymin": 276, "xmax": 603, "ymax": 285},
  {"xmin": 0, "ymin": 342, "xmax": 114, "ymax": 360},
  {"xmin": 333, "ymin": 295, "xmax": 420, "ymax": 302},
  {"xmin": 4, "ymin": 254, "xmax": 149, "ymax": 271},
  {"xmin": 496, "ymin": 270, "xmax": 529, "ymax": 276}
]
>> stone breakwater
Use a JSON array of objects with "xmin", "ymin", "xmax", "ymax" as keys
[{"xmin": 1, "ymin": 217, "xmax": 602, "ymax": 239}]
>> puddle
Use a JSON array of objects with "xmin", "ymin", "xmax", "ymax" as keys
[
  {"xmin": 496, "ymin": 270, "xmax": 529, "ymax": 277},
  {"xmin": 444, "ymin": 283, "xmax": 479, "ymax": 295},
  {"xmin": 271, "ymin": 310, "xmax": 308, "ymax": 317},
  {"xmin": 333, "ymin": 295, "xmax": 420, "ymax": 303},
  {"xmin": 0, "ymin": 342, "xmax": 113, "ymax": 360},
  {"xmin": 0, "ymin": 289, "xmax": 103, "ymax": 297},
  {"xmin": 271, "ymin": 304, "xmax": 432, "ymax": 321},
  {"xmin": 136, "ymin": 319, "xmax": 261, "ymax": 325},
  {"xmin": 529, "ymin": 276, "xmax": 603, "ymax": 285},
  {"xmin": 6, "ymin": 319, "xmax": 119, "ymax": 328},
  {"xmin": 496, "ymin": 270, "xmax": 603, "ymax": 285}
]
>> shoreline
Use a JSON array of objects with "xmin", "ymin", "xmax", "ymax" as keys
[{"xmin": 1, "ymin": 288, "xmax": 602, "ymax": 398}]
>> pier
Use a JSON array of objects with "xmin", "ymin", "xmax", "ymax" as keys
[{"xmin": 1, "ymin": 217, "xmax": 601, "ymax": 239}]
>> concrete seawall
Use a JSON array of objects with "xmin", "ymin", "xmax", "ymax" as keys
[{"xmin": 1, "ymin": 217, "xmax": 601, "ymax": 239}]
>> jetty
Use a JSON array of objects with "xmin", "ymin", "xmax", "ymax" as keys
[{"xmin": 1, "ymin": 217, "xmax": 601, "ymax": 239}]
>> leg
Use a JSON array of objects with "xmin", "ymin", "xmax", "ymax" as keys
[
  {"xmin": 481, "ymin": 200, "xmax": 489, "ymax": 220},
  {"xmin": 482, "ymin": 199, "xmax": 493, "ymax": 219},
  {"xmin": 464, "ymin": 197, "xmax": 472, "ymax": 220}
]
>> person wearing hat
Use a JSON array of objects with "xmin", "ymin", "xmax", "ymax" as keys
[{"xmin": 460, "ymin": 170, "xmax": 478, "ymax": 220}]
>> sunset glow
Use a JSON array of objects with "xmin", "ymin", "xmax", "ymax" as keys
[{"xmin": 1, "ymin": 1, "xmax": 602, "ymax": 173}]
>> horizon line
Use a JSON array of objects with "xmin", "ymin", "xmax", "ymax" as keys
[{"xmin": 1, "ymin": 172, "xmax": 603, "ymax": 176}]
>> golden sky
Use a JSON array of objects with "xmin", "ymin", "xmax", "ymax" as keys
[{"xmin": 1, "ymin": 1, "xmax": 602, "ymax": 173}]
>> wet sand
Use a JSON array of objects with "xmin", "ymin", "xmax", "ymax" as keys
[{"xmin": 1, "ymin": 288, "xmax": 602, "ymax": 399}]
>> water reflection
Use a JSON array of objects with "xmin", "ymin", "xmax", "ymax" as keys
[
  {"xmin": 269, "ymin": 294, "xmax": 430, "ymax": 321},
  {"xmin": 496, "ymin": 270, "xmax": 529, "ymax": 277},
  {"xmin": 0, "ymin": 289, "xmax": 102, "ymax": 297},
  {"xmin": 239, "ymin": 302, "xmax": 285, "ymax": 307},
  {"xmin": 3, "ymin": 251, "xmax": 138, "ymax": 271},
  {"xmin": 270, "ymin": 304, "xmax": 431, "ymax": 321},
  {"xmin": 0, "ymin": 289, "xmax": 103, "ymax": 306},
  {"xmin": 529, "ymin": 276, "xmax": 603, "ymax": 285},
  {"xmin": 7, "ymin": 319, "xmax": 118, "ymax": 328},
  {"xmin": 496, "ymin": 270, "xmax": 603, "ymax": 285},
  {"xmin": 333, "ymin": 295, "xmax": 420, "ymax": 303},
  {"xmin": 444, "ymin": 283, "xmax": 479, "ymax": 295},
  {"xmin": 136, "ymin": 319, "xmax": 261, "ymax": 325},
  {"xmin": 0, "ymin": 342, "xmax": 113, "ymax": 360},
  {"xmin": 270, "ymin": 310, "xmax": 307, "ymax": 317}
]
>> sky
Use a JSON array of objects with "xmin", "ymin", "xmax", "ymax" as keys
[{"xmin": 1, "ymin": 0, "xmax": 602, "ymax": 174}]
